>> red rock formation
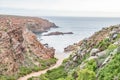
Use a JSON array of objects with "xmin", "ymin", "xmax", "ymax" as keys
[
  {"xmin": 0, "ymin": 15, "xmax": 57, "ymax": 33},
  {"xmin": 0, "ymin": 15, "xmax": 55, "ymax": 76}
]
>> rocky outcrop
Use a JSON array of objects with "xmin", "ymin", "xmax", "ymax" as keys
[
  {"xmin": 0, "ymin": 15, "xmax": 55, "ymax": 77},
  {"xmin": 90, "ymin": 48, "xmax": 100, "ymax": 56},
  {"xmin": 0, "ymin": 15, "xmax": 57, "ymax": 33},
  {"xmin": 64, "ymin": 24, "xmax": 120, "ymax": 71},
  {"xmin": 43, "ymin": 31, "xmax": 73, "ymax": 36},
  {"xmin": 64, "ymin": 25, "xmax": 120, "ymax": 52}
]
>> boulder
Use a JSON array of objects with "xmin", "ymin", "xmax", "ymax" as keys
[
  {"xmin": 43, "ymin": 31, "xmax": 73, "ymax": 36},
  {"xmin": 96, "ymin": 50, "xmax": 106, "ymax": 57},
  {"xmin": 87, "ymin": 56, "xmax": 98, "ymax": 61},
  {"xmin": 90, "ymin": 48, "xmax": 100, "ymax": 56},
  {"xmin": 64, "ymin": 45, "xmax": 77, "ymax": 52}
]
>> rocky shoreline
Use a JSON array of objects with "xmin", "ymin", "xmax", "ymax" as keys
[{"xmin": 64, "ymin": 25, "xmax": 120, "ymax": 52}]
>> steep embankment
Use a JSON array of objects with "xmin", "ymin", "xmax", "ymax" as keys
[
  {"xmin": 31, "ymin": 24, "xmax": 120, "ymax": 80},
  {"xmin": 0, "ymin": 15, "xmax": 57, "ymax": 80}
]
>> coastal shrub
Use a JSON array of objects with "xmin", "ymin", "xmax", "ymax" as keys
[
  {"xmin": 40, "ymin": 58, "xmax": 57, "ymax": 66},
  {"xmin": 19, "ymin": 66, "xmax": 32, "ymax": 76},
  {"xmin": 0, "ymin": 75, "xmax": 16, "ymax": 80},
  {"xmin": 107, "ymin": 44, "xmax": 117, "ymax": 51},
  {"xmin": 106, "ymin": 44, "xmax": 117, "ymax": 56},
  {"xmin": 46, "ymin": 66, "xmax": 67, "ymax": 79},
  {"xmin": 39, "ymin": 58, "xmax": 57, "ymax": 70},
  {"xmin": 18, "ymin": 58, "xmax": 57, "ymax": 79},
  {"xmin": 76, "ymin": 69, "xmax": 96, "ymax": 80},
  {"xmin": 85, "ymin": 59, "xmax": 97, "ymax": 72},
  {"xmin": 63, "ymin": 58, "xmax": 69, "ymax": 63},
  {"xmin": 57, "ymin": 78, "xmax": 65, "ymax": 80},
  {"xmin": 32, "ymin": 65, "xmax": 41, "ymax": 72},
  {"xmin": 39, "ymin": 66, "xmax": 67, "ymax": 80},
  {"xmin": 65, "ymin": 74, "xmax": 75, "ymax": 80},
  {"xmin": 72, "ymin": 59, "xmax": 97, "ymax": 80},
  {"xmin": 98, "ymin": 52, "xmax": 120, "ymax": 80},
  {"xmin": 115, "ymin": 33, "xmax": 120, "ymax": 41},
  {"xmin": 96, "ymin": 38, "xmax": 111, "ymax": 51}
]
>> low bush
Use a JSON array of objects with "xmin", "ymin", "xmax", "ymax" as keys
[
  {"xmin": 98, "ymin": 52, "xmax": 120, "ymax": 80},
  {"xmin": 76, "ymin": 69, "xmax": 96, "ymax": 80},
  {"xmin": 38, "ymin": 66, "xmax": 67, "ymax": 80}
]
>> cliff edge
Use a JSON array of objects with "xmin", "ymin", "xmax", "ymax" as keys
[{"xmin": 0, "ymin": 15, "xmax": 56, "ymax": 79}]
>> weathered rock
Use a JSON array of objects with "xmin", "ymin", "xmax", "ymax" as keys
[
  {"xmin": 96, "ymin": 50, "xmax": 106, "ymax": 57},
  {"xmin": 0, "ymin": 15, "xmax": 57, "ymax": 33},
  {"xmin": 64, "ymin": 45, "xmax": 77, "ymax": 52},
  {"xmin": 90, "ymin": 48, "xmax": 100, "ymax": 56},
  {"xmin": 43, "ymin": 31, "xmax": 73, "ymax": 36},
  {"xmin": 0, "ymin": 15, "xmax": 55, "ymax": 76},
  {"xmin": 87, "ymin": 56, "xmax": 98, "ymax": 61}
]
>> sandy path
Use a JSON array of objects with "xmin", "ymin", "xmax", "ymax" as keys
[{"xmin": 18, "ymin": 53, "xmax": 67, "ymax": 80}]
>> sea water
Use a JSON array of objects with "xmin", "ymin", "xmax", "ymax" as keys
[{"xmin": 36, "ymin": 17, "xmax": 120, "ymax": 58}]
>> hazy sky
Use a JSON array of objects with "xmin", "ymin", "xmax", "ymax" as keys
[{"xmin": 0, "ymin": 0, "xmax": 120, "ymax": 17}]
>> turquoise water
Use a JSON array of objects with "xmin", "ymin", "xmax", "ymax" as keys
[{"xmin": 36, "ymin": 17, "xmax": 120, "ymax": 55}]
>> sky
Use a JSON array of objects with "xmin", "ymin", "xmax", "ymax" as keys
[{"xmin": 0, "ymin": 0, "xmax": 120, "ymax": 17}]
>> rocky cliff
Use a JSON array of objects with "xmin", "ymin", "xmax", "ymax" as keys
[
  {"xmin": 0, "ymin": 15, "xmax": 57, "ymax": 33},
  {"xmin": 0, "ymin": 15, "xmax": 56, "ymax": 79},
  {"xmin": 64, "ymin": 25, "xmax": 119, "ymax": 52}
]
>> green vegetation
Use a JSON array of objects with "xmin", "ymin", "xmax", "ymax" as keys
[
  {"xmin": 39, "ymin": 66, "xmax": 67, "ymax": 80},
  {"xmin": 85, "ymin": 59, "xmax": 97, "ymax": 72},
  {"xmin": 98, "ymin": 52, "xmax": 120, "ymax": 80},
  {"xmin": 62, "ymin": 58, "xmax": 69, "ymax": 63},
  {"xmin": 107, "ymin": 44, "xmax": 117, "ymax": 52},
  {"xmin": 30, "ymin": 58, "xmax": 97, "ymax": 80},
  {"xmin": 115, "ymin": 33, "xmax": 120, "ymax": 41},
  {"xmin": 28, "ymin": 44, "xmax": 120, "ymax": 80},
  {"xmin": 18, "ymin": 58, "xmax": 57, "ymax": 77},
  {"xmin": 75, "ymin": 59, "xmax": 97, "ymax": 80},
  {"xmin": 0, "ymin": 58, "xmax": 57, "ymax": 80},
  {"xmin": 95, "ymin": 38, "xmax": 111, "ymax": 50},
  {"xmin": 107, "ymin": 44, "xmax": 117, "ymax": 55},
  {"xmin": 0, "ymin": 75, "xmax": 16, "ymax": 80},
  {"xmin": 19, "ymin": 66, "xmax": 32, "ymax": 76},
  {"xmin": 28, "ymin": 65, "xmax": 67, "ymax": 80},
  {"xmin": 77, "ymin": 69, "xmax": 96, "ymax": 80},
  {"xmin": 39, "ymin": 58, "xmax": 57, "ymax": 70}
]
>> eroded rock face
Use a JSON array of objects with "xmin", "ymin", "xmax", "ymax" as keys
[
  {"xmin": 0, "ymin": 15, "xmax": 55, "ymax": 76},
  {"xmin": 0, "ymin": 15, "xmax": 57, "ymax": 33}
]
